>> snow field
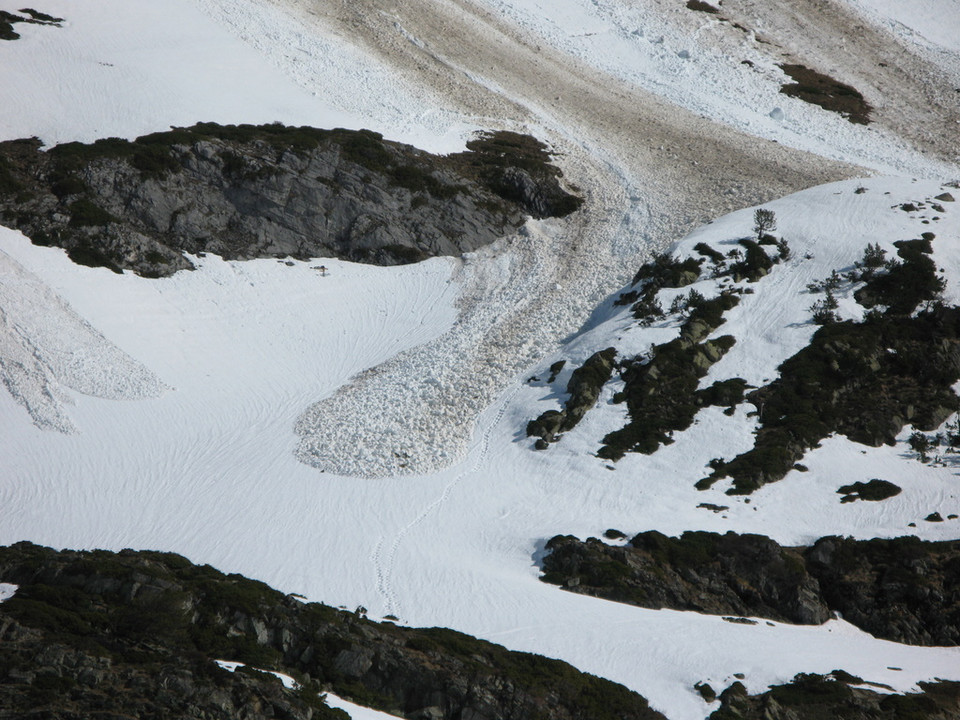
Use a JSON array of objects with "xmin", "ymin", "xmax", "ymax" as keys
[
  {"xmin": 0, "ymin": 0, "xmax": 471, "ymax": 153},
  {"xmin": 0, "ymin": 250, "xmax": 165, "ymax": 433},
  {"xmin": 1, "ymin": 0, "xmax": 960, "ymax": 718},
  {"xmin": 515, "ymin": 177, "xmax": 960, "ymax": 544}
]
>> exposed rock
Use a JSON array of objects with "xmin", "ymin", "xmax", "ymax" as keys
[
  {"xmin": 541, "ymin": 532, "xmax": 960, "ymax": 646},
  {"xmin": 541, "ymin": 532, "xmax": 830, "ymax": 626},
  {"xmin": 561, "ymin": 348, "xmax": 618, "ymax": 431},
  {"xmin": 0, "ymin": 124, "xmax": 581, "ymax": 276},
  {"xmin": 708, "ymin": 673, "xmax": 960, "ymax": 720},
  {"xmin": 527, "ymin": 348, "xmax": 617, "ymax": 445},
  {"xmin": 0, "ymin": 8, "xmax": 63, "ymax": 41},
  {"xmin": 837, "ymin": 479, "xmax": 901, "ymax": 503},
  {"xmin": 0, "ymin": 542, "xmax": 664, "ymax": 720},
  {"xmin": 702, "ymin": 299, "xmax": 960, "ymax": 495},
  {"xmin": 598, "ymin": 292, "xmax": 739, "ymax": 460}
]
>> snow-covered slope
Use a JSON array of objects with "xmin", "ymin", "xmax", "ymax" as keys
[
  {"xmin": 3, "ymin": 179, "xmax": 959, "ymax": 720},
  {"xmin": 2, "ymin": 0, "xmax": 960, "ymax": 719}
]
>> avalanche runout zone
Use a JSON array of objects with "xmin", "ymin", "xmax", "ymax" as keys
[
  {"xmin": 294, "ymin": 143, "xmax": 630, "ymax": 478},
  {"xmin": 0, "ymin": 249, "xmax": 166, "ymax": 432}
]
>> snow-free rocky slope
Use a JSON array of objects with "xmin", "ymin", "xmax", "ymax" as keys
[{"xmin": 1, "ymin": 1, "xmax": 960, "ymax": 720}]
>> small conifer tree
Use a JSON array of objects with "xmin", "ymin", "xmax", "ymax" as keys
[{"xmin": 753, "ymin": 208, "xmax": 777, "ymax": 240}]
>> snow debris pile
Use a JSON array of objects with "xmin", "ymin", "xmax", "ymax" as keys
[{"xmin": 0, "ymin": 248, "xmax": 166, "ymax": 433}]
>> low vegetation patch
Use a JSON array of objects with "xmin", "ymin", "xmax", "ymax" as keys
[
  {"xmin": 598, "ymin": 291, "xmax": 740, "ymax": 460},
  {"xmin": 779, "ymin": 64, "xmax": 872, "ymax": 125},
  {"xmin": 837, "ymin": 479, "xmax": 901, "ymax": 503},
  {"xmin": 527, "ymin": 348, "xmax": 617, "ymax": 448},
  {"xmin": 701, "ymin": 240, "xmax": 959, "ymax": 494}
]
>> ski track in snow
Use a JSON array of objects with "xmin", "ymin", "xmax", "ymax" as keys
[{"xmin": 372, "ymin": 382, "xmax": 522, "ymax": 618}]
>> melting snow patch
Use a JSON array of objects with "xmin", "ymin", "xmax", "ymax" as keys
[
  {"xmin": 324, "ymin": 693, "xmax": 406, "ymax": 720},
  {"xmin": 0, "ymin": 583, "xmax": 17, "ymax": 603},
  {"xmin": 214, "ymin": 660, "xmax": 299, "ymax": 689}
]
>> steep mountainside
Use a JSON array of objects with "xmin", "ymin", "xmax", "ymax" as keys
[{"xmin": 1, "ymin": 1, "xmax": 960, "ymax": 720}]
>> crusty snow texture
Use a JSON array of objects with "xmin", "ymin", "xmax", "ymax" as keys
[{"xmin": 0, "ymin": 252, "xmax": 165, "ymax": 432}]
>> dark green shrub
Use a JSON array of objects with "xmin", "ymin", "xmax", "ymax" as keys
[
  {"xmin": 67, "ymin": 198, "xmax": 116, "ymax": 227},
  {"xmin": 632, "ymin": 253, "xmax": 703, "ymax": 287},
  {"xmin": 694, "ymin": 242, "xmax": 725, "ymax": 263}
]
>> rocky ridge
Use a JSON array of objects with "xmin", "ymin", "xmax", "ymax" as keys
[
  {"xmin": 0, "ymin": 124, "xmax": 581, "ymax": 276},
  {"xmin": 0, "ymin": 542, "xmax": 662, "ymax": 720},
  {"xmin": 540, "ymin": 532, "xmax": 960, "ymax": 646},
  {"xmin": 708, "ymin": 673, "xmax": 960, "ymax": 720}
]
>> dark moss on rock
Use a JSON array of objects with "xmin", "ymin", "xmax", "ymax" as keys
[
  {"xmin": 837, "ymin": 479, "xmax": 901, "ymax": 503},
  {"xmin": 0, "ymin": 124, "xmax": 581, "ymax": 276},
  {"xmin": 527, "ymin": 348, "xmax": 617, "ymax": 445},
  {"xmin": 0, "ymin": 7, "xmax": 62, "ymax": 40},
  {"xmin": 709, "ymin": 673, "xmax": 960, "ymax": 720},
  {"xmin": 701, "ymin": 280, "xmax": 960, "ymax": 493},
  {"xmin": 540, "ymin": 532, "xmax": 960, "ymax": 646},
  {"xmin": 0, "ymin": 542, "xmax": 664, "ymax": 720},
  {"xmin": 541, "ymin": 532, "xmax": 829, "ymax": 625},
  {"xmin": 598, "ymin": 293, "xmax": 740, "ymax": 461}
]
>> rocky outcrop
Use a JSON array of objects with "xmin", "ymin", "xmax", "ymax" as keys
[
  {"xmin": 0, "ymin": 542, "xmax": 663, "ymax": 720},
  {"xmin": 0, "ymin": 8, "xmax": 63, "ymax": 41},
  {"xmin": 527, "ymin": 348, "xmax": 617, "ymax": 447},
  {"xmin": 541, "ymin": 532, "xmax": 829, "ymax": 626},
  {"xmin": 805, "ymin": 535, "xmax": 960, "ymax": 647},
  {"xmin": 598, "ymin": 292, "xmax": 741, "ymax": 460},
  {"xmin": 0, "ymin": 124, "xmax": 581, "ymax": 276},
  {"xmin": 540, "ymin": 532, "xmax": 960, "ymax": 646},
  {"xmin": 702, "ymin": 242, "xmax": 960, "ymax": 494},
  {"xmin": 710, "ymin": 673, "xmax": 960, "ymax": 720}
]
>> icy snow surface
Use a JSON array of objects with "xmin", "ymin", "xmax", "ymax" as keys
[
  {"xmin": 1, "ymin": 0, "xmax": 960, "ymax": 719},
  {"xmin": 0, "ymin": 0, "xmax": 472, "ymax": 152},
  {"xmin": 0, "ymin": 583, "xmax": 16, "ymax": 604},
  {"xmin": 0, "ymin": 250, "xmax": 165, "ymax": 432}
]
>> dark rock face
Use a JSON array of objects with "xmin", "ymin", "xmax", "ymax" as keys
[
  {"xmin": 702, "ymin": 304, "xmax": 960, "ymax": 495},
  {"xmin": 710, "ymin": 673, "xmax": 960, "ymax": 720},
  {"xmin": 541, "ymin": 532, "xmax": 830, "ymax": 626},
  {"xmin": 805, "ymin": 536, "xmax": 960, "ymax": 647},
  {"xmin": 0, "ymin": 124, "xmax": 581, "ymax": 277},
  {"xmin": 0, "ymin": 542, "xmax": 663, "ymax": 720},
  {"xmin": 540, "ymin": 532, "xmax": 960, "ymax": 645},
  {"xmin": 0, "ymin": 8, "xmax": 63, "ymax": 41},
  {"xmin": 837, "ymin": 479, "xmax": 901, "ymax": 503},
  {"xmin": 528, "ymin": 348, "xmax": 617, "ymax": 445}
]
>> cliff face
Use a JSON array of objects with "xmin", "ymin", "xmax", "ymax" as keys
[
  {"xmin": 541, "ymin": 532, "xmax": 960, "ymax": 646},
  {"xmin": 0, "ymin": 125, "xmax": 581, "ymax": 276},
  {"xmin": 0, "ymin": 542, "xmax": 661, "ymax": 720}
]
